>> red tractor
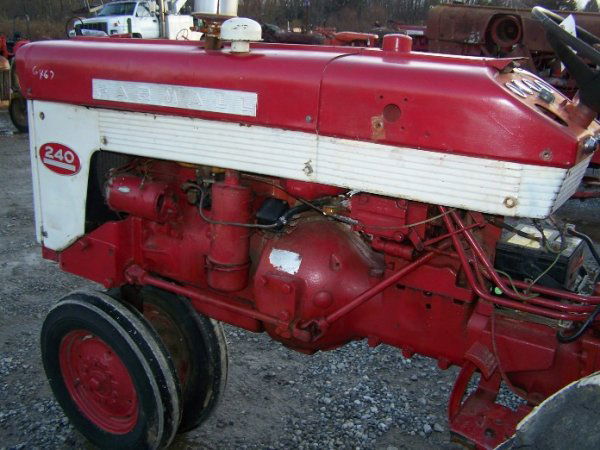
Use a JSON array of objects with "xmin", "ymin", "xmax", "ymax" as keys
[{"xmin": 14, "ymin": 5, "xmax": 600, "ymax": 448}]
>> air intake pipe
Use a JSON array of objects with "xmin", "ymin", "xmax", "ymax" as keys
[{"xmin": 206, "ymin": 170, "xmax": 252, "ymax": 292}]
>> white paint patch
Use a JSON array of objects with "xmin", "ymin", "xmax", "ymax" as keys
[
  {"xmin": 269, "ymin": 249, "xmax": 302, "ymax": 275},
  {"xmin": 92, "ymin": 79, "xmax": 258, "ymax": 117}
]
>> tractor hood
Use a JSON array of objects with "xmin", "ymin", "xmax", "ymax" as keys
[{"xmin": 16, "ymin": 37, "xmax": 599, "ymax": 168}]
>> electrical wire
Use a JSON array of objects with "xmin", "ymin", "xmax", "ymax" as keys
[
  {"xmin": 489, "ymin": 219, "xmax": 543, "ymax": 243},
  {"xmin": 492, "ymin": 219, "xmax": 600, "ymax": 342},
  {"xmin": 532, "ymin": 219, "xmax": 549, "ymax": 250},
  {"xmin": 359, "ymin": 208, "xmax": 456, "ymax": 231},
  {"xmin": 197, "ymin": 188, "xmax": 280, "ymax": 229},
  {"xmin": 493, "ymin": 219, "xmax": 566, "ymax": 299},
  {"xmin": 525, "ymin": 247, "xmax": 563, "ymax": 294},
  {"xmin": 557, "ymin": 302, "xmax": 600, "ymax": 343},
  {"xmin": 242, "ymin": 173, "xmax": 454, "ymax": 230},
  {"xmin": 240, "ymin": 174, "xmax": 337, "ymax": 218},
  {"xmin": 495, "ymin": 269, "xmax": 540, "ymax": 300},
  {"xmin": 550, "ymin": 216, "xmax": 600, "ymax": 285},
  {"xmin": 568, "ymin": 228, "xmax": 600, "ymax": 269}
]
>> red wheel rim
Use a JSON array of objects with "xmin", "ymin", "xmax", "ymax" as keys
[{"xmin": 59, "ymin": 329, "xmax": 139, "ymax": 434}]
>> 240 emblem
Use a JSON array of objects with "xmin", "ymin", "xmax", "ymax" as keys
[{"xmin": 40, "ymin": 143, "xmax": 81, "ymax": 176}]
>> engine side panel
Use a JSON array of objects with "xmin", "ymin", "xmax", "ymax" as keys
[
  {"xmin": 30, "ymin": 100, "xmax": 586, "ymax": 251},
  {"xmin": 28, "ymin": 101, "xmax": 100, "ymax": 250}
]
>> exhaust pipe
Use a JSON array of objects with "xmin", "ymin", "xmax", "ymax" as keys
[{"xmin": 194, "ymin": 0, "xmax": 238, "ymax": 17}]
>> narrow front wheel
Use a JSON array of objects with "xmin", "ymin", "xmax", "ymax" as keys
[
  {"xmin": 121, "ymin": 286, "xmax": 229, "ymax": 433},
  {"xmin": 41, "ymin": 290, "xmax": 181, "ymax": 449}
]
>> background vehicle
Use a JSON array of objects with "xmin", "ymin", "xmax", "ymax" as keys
[{"xmin": 69, "ymin": 1, "xmax": 160, "ymax": 38}]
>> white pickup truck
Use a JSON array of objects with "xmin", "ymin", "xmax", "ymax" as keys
[{"xmin": 72, "ymin": 1, "xmax": 161, "ymax": 38}]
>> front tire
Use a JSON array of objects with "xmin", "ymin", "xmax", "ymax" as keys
[
  {"xmin": 132, "ymin": 287, "xmax": 229, "ymax": 433},
  {"xmin": 41, "ymin": 290, "xmax": 181, "ymax": 449}
]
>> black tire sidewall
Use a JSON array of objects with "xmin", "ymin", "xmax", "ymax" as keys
[
  {"xmin": 8, "ymin": 95, "xmax": 28, "ymax": 133},
  {"xmin": 141, "ymin": 287, "xmax": 227, "ymax": 433},
  {"xmin": 41, "ymin": 292, "xmax": 179, "ymax": 449}
]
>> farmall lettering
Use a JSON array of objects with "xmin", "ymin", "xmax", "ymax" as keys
[
  {"xmin": 92, "ymin": 79, "xmax": 258, "ymax": 116},
  {"xmin": 14, "ymin": 8, "xmax": 600, "ymax": 450}
]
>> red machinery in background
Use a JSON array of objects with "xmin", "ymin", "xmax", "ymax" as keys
[
  {"xmin": 15, "ymin": 5, "xmax": 600, "ymax": 449},
  {"xmin": 1, "ymin": 15, "xmax": 30, "ymax": 133},
  {"xmin": 424, "ymin": 3, "xmax": 600, "ymax": 172},
  {"xmin": 426, "ymin": 4, "xmax": 600, "ymax": 91},
  {"xmin": 262, "ymin": 23, "xmax": 378, "ymax": 47}
]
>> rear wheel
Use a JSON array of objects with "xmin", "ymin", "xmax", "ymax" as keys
[
  {"xmin": 498, "ymin": 371, "xmax": 600, "ymax": 448},
  {"xmin": 41, "ymin": 290, "xmax": 181, "ymax": 449},
  {"xmin": 128, "ymin": 287, "xmax": 229, "ymax": 433},
  {"xmin": 8, "ymin": 93, "xmax": 27, "ymax": 133}
]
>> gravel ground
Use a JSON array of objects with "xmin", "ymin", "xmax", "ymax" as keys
[{"xmin": 0, "ymin": 109, "xmax": 595, "ymax": 449}]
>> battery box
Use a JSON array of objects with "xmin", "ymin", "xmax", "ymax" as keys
[{"xmin": 494, "ymin": 223, "xmax": 584, "ymax": 291}]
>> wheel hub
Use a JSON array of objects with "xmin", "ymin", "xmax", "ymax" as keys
[{"xmin": 59, "ymin": 330, "xmax": 139, "ymax": 434}]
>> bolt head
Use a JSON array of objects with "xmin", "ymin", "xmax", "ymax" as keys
[
  {"xmin": 537, "ymin": 88, "xmax": 555, "ymax": 104},
  {"xmin": 503, "ymin": 196, "xmax": 518, "ymax": 208},
  {"xmin": 582, "ymin": 136, "xmax": 598, "ymax": 154}
]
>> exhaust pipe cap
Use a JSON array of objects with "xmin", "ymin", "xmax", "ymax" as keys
[{"xmin": 221, "ymin": 17, "xmax": 262, "ymax": 53}]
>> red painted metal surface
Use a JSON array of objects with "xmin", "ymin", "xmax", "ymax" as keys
[
  {"xmin": 17, "ymin": 39, "xmax": 354, "ymax": 134},
  {"xmin": 21, "ymin": 30, "xmax": 600, "ymax": 449},
  {"xmin": 327, "ymin": 31, "xmax": 378, "ymax": 47},
  {"xmin": 106, "ymin": 176, "xmax": 178, "ymax": 222},
  {"xmin": 207, "ymin": 170, "xmax": 252, "ymax": 292},
  {"xmin": 317, "ymin": 50, "xmax": 587, "ymax": 167},
  {"xmin": 280, "ymin": 179, "xmax": 346, "ymax": 201},
  {"xmin": 448, "ymin": 362, "xmax": 531, "ymax": 447},
  {"xmin": 44, "ymin": 159, "xmax": 600, "ymax": 447},
  {"xmin": 59, "ymin": 329, "xmax": 139, "ymax": 434},
  {"xmin": 15, "ymin": 38, "xmax": 597, "ymax": 168},
  {"xmin": 572, "ymin": 189, "xmax": 600, "ymax": 198}
]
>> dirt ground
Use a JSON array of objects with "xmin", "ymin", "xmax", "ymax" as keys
[{"xmin": 0, "ymin": 108, "xmax": 598, "ymax": 450}]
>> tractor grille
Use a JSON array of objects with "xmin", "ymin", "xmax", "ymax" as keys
[{"xmin": 77, "ymin": 22, "xmax": 108, "ymax": 33}]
